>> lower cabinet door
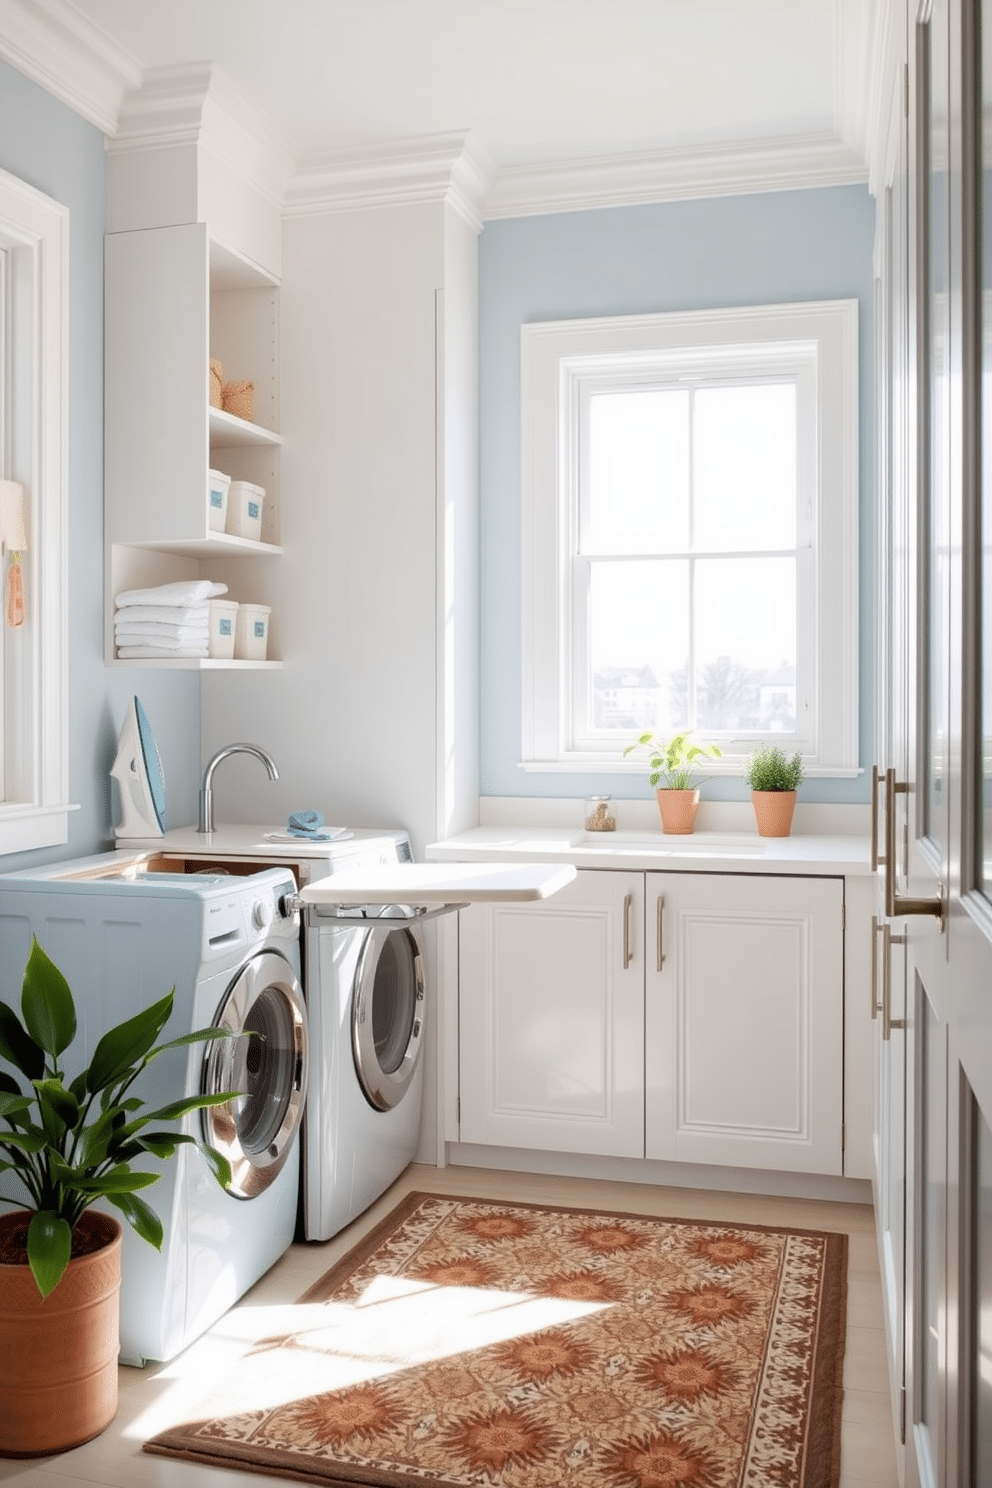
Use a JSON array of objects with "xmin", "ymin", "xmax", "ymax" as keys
[
  {"xmin": 645, "ymin": 872, "xmax": 845, "ymax": 1174},
  {"xmin": 458, "ymin": 869, "xmax": 644, "ymax": 1156}
]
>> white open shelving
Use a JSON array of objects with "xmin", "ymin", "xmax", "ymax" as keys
[{"xmin": 105, "ymin": 223, "xmax": 283, "ymax": 668}]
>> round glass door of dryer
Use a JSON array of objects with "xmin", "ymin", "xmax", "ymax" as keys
[
  {"xmin": 200, "ymin": 950, "xmax": 309, "ymax": 1199},
  {"xmin": 352, "ymin": 922, "xmax": 425, "ymax": 1111}
]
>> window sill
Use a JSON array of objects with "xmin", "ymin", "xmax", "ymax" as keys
[
  {"xmin": 517, "ymin": 759, "xmax": 864, "ymax": 780},
  {"xmin": 0, "ymin": 802, "xmax": 79, "ymax": 856}
]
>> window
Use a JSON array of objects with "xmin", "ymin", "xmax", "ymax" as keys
[
  {"xmin": 0, "ymin": 167, "xmax": 71, "ymax": 853},
  {"xmin": 521, "ymin": 300, "xmax": 859, "ymax": 775}
]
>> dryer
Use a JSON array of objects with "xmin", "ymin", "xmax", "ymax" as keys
[
  {"xmin": 118, "ymin": 825, "xmax": 427, "ymax": 1243},
  {"xmin": 0, "ymin": 853, "xmax": 308, "ymax": 1364}
]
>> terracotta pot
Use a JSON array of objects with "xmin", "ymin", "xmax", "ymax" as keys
[
  {"xmin": 751, "ymin": 789, "xmax": 797, "ymax": 838},
  {"xmin": 0, "ymin": 1210, "xmax": 121, "ymax": 1457},
  {"xmin": 656, "ymin": 787, "xmax": 700, "ymax": 834}
]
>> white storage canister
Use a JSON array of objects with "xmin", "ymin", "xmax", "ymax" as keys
[
  {"xmin": 225, "ymin": 480, "xmax": 266, "ymax": 542},
  {"xmin": 235, "ymin": 603, "xmax": 271, "ymax": 661},
  {"xmin": 207, "ymin": 599, "xmax": 239, "ymax": 660},
  {"xmin": 207, "ymin": 468, "xmax": 231, "ymax": 532}
]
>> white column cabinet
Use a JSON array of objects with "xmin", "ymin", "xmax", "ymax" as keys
[
  {"xmin": 458, "ymin": 867, "xmax": 846, "ymax": 1177},
  {"xmin": 644, "ymin": 872, "xmax": 845, "ymax": 1175},
  {"xmin": 458, "ymin": 870, "xmax": 644, "ymax": 1156}
]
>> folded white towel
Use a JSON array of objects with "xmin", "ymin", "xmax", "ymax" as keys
[
  {"xmin": 114, "ymin": 580, "xmax": 227, "ymax": 608},
  {"xmin": 113, "ymin": 604, "xmax": 211, "ymax": 627},
  {"xmin": 114, "ymin": 623, "xmax": 211, "ymax": 643},
  {"xmin": 116, "ymin": 643, "xmax": 210, "ymax": 659}
]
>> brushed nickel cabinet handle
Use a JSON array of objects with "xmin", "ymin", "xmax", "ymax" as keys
[
  {"xmin": 884, "ymin": 768, "xmax": 943, "ymax": 923},
  {"xmin": 623, "ymin": 892, "xmax": 633, "ymax": 969},
  {"xmin": 882, "ymin": 921, "xmax": 907, "ymax": 1041},
  {"xmin": 871, "ymin": 765, "xmax": 887, "ymax": 871},
  {"xmin": 656, "ymin": 895, "xmax": 665, "ymax": 971},
  {"xmin": 870, "ymin": 913, "xmax": 884, "ymax": 1019}
]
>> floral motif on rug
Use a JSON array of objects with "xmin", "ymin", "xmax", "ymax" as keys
[{"xmin": 145, "ymin": 1190, "xmax": 847, "ymax": 1488}]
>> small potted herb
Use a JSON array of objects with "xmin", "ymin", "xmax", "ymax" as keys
[
  {"xmin": 743, "ymin": 744, "xmax": 805, "ymax": 837},
  {"xmin": 623, "ymin": 730, "xmax": 722, "ymax": 834}
]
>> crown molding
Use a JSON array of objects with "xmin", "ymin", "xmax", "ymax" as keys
[
  {"xmin": 0, "ymin": 0, "xmax": 140, "ymax": 134},
  {"xmin": 835, "ymin": 0, "xmax": 900, "ymax": 196},
  {"xmin": 483, "ymin": 132, "xmax": 869, "ymax": 220},
  {"xmin": 109, "ymin": 63, "xmax": 295, "ymax": 211},
  {"xmin": 284, "ymin": 131, "xmax": 497, "ymax": 233}
]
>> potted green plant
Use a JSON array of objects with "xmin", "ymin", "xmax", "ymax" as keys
[
  {"xmin": 623, "ymin": 729, "xmax": 722, "ymax": 834},
  {"xmin": 743, "ymin": 744, "xmax": 805, "ymax": 837},
  {"xmin": 0, "ymin": 936, "xmax": 238, "ymax": 1457}
]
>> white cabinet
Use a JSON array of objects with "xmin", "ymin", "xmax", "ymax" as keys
[
  {"xmin": 105, "ymin": 223, "xmax": 282, "ymax": 667},
  {"xmin": 458, "ymin": 870, "xmax": 644, "ymax": 1156},
  {"xmin": 458, "ymin": 868, "xmax": 846, "ymax": 1176},
  {"xmin": 644, "ymin": 872, "xmax": 844, "ymax": 1174}
]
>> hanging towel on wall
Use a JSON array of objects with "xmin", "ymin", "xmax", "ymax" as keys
[{"xmin": 0, "ymin": 479, "xmax": 27, "ymax": 628}]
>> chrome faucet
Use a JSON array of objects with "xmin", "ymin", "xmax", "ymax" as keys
[{"xmin": 197, "ymin": 743, "xmax": 279, "ymax": 833}]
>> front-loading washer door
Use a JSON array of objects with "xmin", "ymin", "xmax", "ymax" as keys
[
  {"xmin": 200, "ymin": 949, "xmax": 308, "ymax": 1199},
  {"xmin": 352, "ymin": 923, "xmax": 425, "ymax": 1111}
]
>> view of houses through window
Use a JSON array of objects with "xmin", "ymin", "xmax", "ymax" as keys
[{"xmin": 585, "ymin": 379, "xmax": 798, "ymax": 742}]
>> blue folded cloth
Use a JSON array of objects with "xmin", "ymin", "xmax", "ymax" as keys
[{"xmin": 286, "ymin": 810, "xmax": 332, "ymax": 840}]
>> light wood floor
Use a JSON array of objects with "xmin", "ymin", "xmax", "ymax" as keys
[{"xmin": 0, "ymin": 1163, "xmax": 898, "ymax": 1488}]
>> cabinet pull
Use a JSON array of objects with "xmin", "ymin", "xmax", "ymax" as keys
[
  {"xmin": 622, "ymin": 892, "xmax": 633, "ymax": 969},
  {"xmin": 884, "ymin": 768, "xmax": 944, "ymax": 924},
  {"xmin": 870, "ymin": 913, "xmax": 884, "ymax": 1019},
  {"xmin": 656, "ymin": 895, "xmax": 665, "ymax": 971},
  {"xmin": 871, "ymin": 765, "xmax": 887, "ymax": 871},
  {"xmin": 881, "ymin": 921, "xmax": 906, "ymax": 1041}
]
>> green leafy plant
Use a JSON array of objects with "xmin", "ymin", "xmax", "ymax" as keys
[
  {"xmin": 623, "ymin": 730, "xmax": 722, "ymax": 790},
  {"xmin": 0, "ymin": 936, "xmax": 239, "ymax": 1297},
  {"xmin": 743, "ymin": 744, "xmax": 805, "ymax": 792}
]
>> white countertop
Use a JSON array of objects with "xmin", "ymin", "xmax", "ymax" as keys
[
  {"xmin": 301, "ymin": 861, "xmax": 578, "ymax": 906},
  {"xmin": 426, "ymin": 826, "xmax": 873, "ymax": 876},
  {"xmin": 111, "ymin": 824, "xmax": 403, "ymax": 861}
]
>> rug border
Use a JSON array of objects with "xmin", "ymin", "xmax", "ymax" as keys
[{"xmin": 144, "ymin": 1189, "xmax": 850, "ymax": 1488}]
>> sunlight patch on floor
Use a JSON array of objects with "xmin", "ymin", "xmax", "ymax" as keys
[{"xmin": 125, "ymin": 1273, "xmax": 609, "ymax": 1440}]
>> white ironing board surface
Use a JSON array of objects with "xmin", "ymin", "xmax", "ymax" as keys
[{"xmin": 299, "ymin": 860, "xmax": 576, "ymax": 906}]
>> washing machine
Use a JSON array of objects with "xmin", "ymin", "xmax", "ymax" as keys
[
  {"xmin": 120, "ymin": 825, "xmax": 427, "ymax": 1243},
  {"xmin": 0, "ymin": 852, "xmax": 308, "ymax": 1364}
]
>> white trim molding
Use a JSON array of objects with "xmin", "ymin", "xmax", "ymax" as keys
[
  {"xmin": 0, "ymin": 166, "xmax": 76, "ymax": 853},
  {"xmin": 0, "ymin": 0, "xmax": 140, "ymax": 134},
  {"xmin": 285, "ymin": 131, "xmax": 497, "ymax": 233},
  {"xmin": 521, "ymin": 300, "xmax": 860, "ymax": 778},
  {"xmin": 485, "ymin": 133, "xmax": 868, "ymax": 221}
]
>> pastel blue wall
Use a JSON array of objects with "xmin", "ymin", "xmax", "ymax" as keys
[
  {"xmin": 0, "ymin": 59, "xmax": 201, "ymax": 869},
  {"xmin": 478, "ymin": 184, "xmax": 876, "ymax": 804}
]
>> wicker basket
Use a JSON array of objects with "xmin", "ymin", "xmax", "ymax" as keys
[
  {"xmin": 209, "ymin": 359, "xmax": 223, "ymax": 409},
  {"xmin": 222, "ymin": 379, "xmax": 255, "ymax": 422}
]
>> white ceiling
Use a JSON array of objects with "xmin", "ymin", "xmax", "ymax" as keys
[{"xmin": 55, "ymin": 0, "xmax": 865, "ymax": 170}]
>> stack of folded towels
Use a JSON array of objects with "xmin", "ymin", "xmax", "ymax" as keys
[{"xmin": 114, "ymin": 578, "xmax": 229, "ymax": 659}]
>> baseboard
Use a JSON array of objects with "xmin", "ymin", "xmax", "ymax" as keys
[{"xmin": 442, "ymin": 1142, "xmax": 874, "ymax": 1208}]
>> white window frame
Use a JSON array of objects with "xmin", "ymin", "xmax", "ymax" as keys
[
  {"xmin": 0, "ymin": 167, "xmax": 72, "ymax": 853},
  {"xmin": 520, "ymin": 300, "xmax": 860, "ymax": 776}
]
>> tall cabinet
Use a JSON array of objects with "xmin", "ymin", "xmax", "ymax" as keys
[{"xmin": 871, "ymin": 2, "xmax": 992, "ymax": 1484}]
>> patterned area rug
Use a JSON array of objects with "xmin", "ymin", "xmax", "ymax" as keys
[{"xmin": 145, "ymin": 1191, "xmax": 848, "ymax": 1488}]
